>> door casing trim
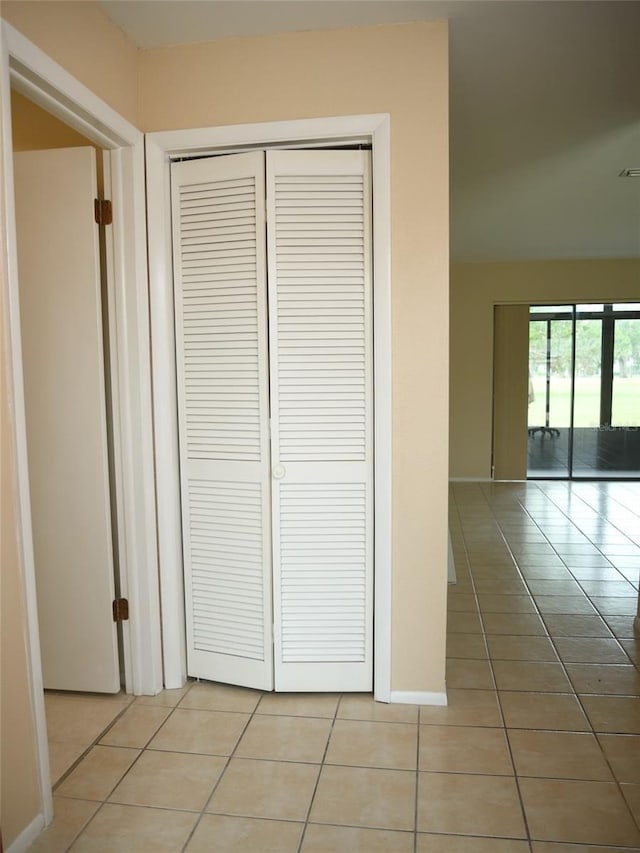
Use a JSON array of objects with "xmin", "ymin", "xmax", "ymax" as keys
[
  {"xmin": 146, "ymin": 114, "xmax": 392, "ymax": 701},
  {"xmin": 1, "ymin": 21, "xmax": 162, "ymax": 827}
]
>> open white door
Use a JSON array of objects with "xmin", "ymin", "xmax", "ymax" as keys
[{"xmin": 14, "ymin": 146, "xmax": 120, "ymax": 693}]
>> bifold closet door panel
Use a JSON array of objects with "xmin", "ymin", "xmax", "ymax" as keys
[
  {"xmin": 171, "ymin": 151, "xmax": 274, "ymax": 690},
  {"xmin": 267, "ymin": 150, "xmax": 374, "ymax": 691}
]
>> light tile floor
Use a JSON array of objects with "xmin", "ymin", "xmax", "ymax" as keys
[
  {"xmin": 45, "ymin": 692, "xmax": 135, "ymax": 785},
  {"xmin": 29, "ymin": 481, "xmax": 640, "ymax": 852}
]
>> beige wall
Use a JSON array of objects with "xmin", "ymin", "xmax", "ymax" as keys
[
  {"xmin": 1, "ymin": 155, "xmax": 41, "ymax": 850},
  {"xmin": 450, "ymin": 259, "xmax": 640, "ymax": 480},
  {"xmin": 11, "ymin": 90, "xmax": 104, "ymax": 191},
  {"xmin": 1, "ymin": 378, "xmax": 41, "ymax": 851},
  {"xmin": 11, "ymin": 90, "xmax": 95, "ymax": 151},
  {"xmin": 140, "ymin": 21, "xmax": 450, "ymax": 693},
  {"xmin": 2, "ymin": 1, "xmax": 139, "ymax": 125}
]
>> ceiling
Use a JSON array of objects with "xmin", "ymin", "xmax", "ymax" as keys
[{"xmin": 97, "ymin": 0, "xmax": 640, "ymax": 263}]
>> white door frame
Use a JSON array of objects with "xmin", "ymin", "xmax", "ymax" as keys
[
  {"xmin": 146, "ymin": 114, "xmax": 392, "ymax": 702},
  {"xmin": 0, "ymin": 22, "xmax": 162, "ymax": 832}
]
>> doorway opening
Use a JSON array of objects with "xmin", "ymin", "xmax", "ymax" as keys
[
  {"xmin": 527, "ymin": 303, "xmax": 640, "ymax": 479},
  {"xmin": 2, "ymin": 22, "xmax": 160, "ymax": 832},
  {"xmin": 11, "ymin": 86, "xmax": 130, "ymax": 784}
]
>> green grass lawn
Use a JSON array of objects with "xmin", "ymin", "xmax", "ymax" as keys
[{"xmin": 529, "ymin": 376, "xmax": 640, "ymax": 428}]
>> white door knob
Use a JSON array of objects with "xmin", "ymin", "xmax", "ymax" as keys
[{"xmin": 272, "ymin": 463, "xmax": 286, "ymax": 480}]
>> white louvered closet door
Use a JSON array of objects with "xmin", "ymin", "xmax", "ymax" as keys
[
  {"xmin": 171, "ymin": 152, "xmax": 274, "ymax": 690},
  {"xmin": 267, "ymin": 150, "xmax": 373, "ymax": 691}
]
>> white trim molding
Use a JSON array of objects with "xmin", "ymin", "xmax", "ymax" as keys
[
  {"xmin": 146, "ymin": 114, "xmax": 393, "ymax": 702},
  {"xmin": 1, "ymin": 19, "xmax": 162, "ymax": 832},
  {"xmin": 390, "ymin": 690, "xmax": 448, "ymax": 706},
  {"xmin": 5, "ymin": 814, "xmax": 46, "ymax": 853}
]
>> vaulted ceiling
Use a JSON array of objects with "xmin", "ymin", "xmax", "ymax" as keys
[{"xmin": 98, "ymin": 0, "xmax": 640, "ymax": 262}]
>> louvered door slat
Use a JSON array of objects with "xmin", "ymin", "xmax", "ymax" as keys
[
  {"xmin": 268, "ymin": 150, "xmax": 373, "ymax": 692},
  {"xmin": 172, "ymin": 151, "xmax": 273, "ymax": 690}
]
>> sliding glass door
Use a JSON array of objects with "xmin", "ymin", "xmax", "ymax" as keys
[
  {"xmin": 527, "ymin": 303, "xmax": 640, "ymax": 479},
  {"xmin": 572, "ymin": 306, "xmax": 605, "ymax": 477},
  {"xmin": 527, "ymin": 307, "xmax": 572, "ymax": 476}
]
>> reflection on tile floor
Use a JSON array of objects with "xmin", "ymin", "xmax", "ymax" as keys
[
  {"xmin": 30, "ymin": 481, "xmax": 640, "ymax": 851},
  {"xmin": 527, "ymin": 426, "xmax": 640, "ymax": 478}
]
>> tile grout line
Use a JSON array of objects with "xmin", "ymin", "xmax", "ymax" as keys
[
  {"xmin": 49, "ymin": 694, "xmax": 135, "ymax": 793},
  {"xmin": 483, "ymin": 481, "xmax": 640, "ymax": 844},
  {"xmin": 535, "ymin": 485, "xmax": 640, "ymax": 836},
  {"xmin": 539, "ymin": 493, "xmax": 640, "ymax": 835},
  {"xmin": 49, "ymin": 694, "xmax": 142, "ymax": 853},
  {"xmin": 491, "ymin": 485, "xmax": 622, "ymax": 737},
  {"xmin": 495, "ymin": 487, "xmax": 626, "ymax": 738},
  {"xmin": 295, "ymin": 693, "xmax": 341, "ymax": 853},
  {"xmin": 178, "ymin": 681, "xmax": 267, "ymax": 852},
  {"xmin": 473, "ymin": 485, "xmax": 612, "ymax": 837},
  {"xmin": 459, "ymin": 483, "xmax": 535, "ymax": 850},
  {"xmin": 64, "ymin": 682, "xmax": 196, "ymax": 851}
]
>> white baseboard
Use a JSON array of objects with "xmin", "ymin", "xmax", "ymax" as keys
[
  {"xmin": 390, "ymin": 690, "xmax": 447, "ymax": 706},
  {"xmin": 6, "ymin": 813, "xmax": 45, "ymax": 853},
  {"xmin": 449, "ymin": 477, "xmax": 492, "ymax": 482}
]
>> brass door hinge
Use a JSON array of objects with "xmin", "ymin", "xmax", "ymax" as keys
[
  {"xmin": 112, "ymin": 598, "xmax": 129, "ymax": 622},
  {"xmin": 94, "ymin": 198, "xmax": 113, "ymax": 226}
]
